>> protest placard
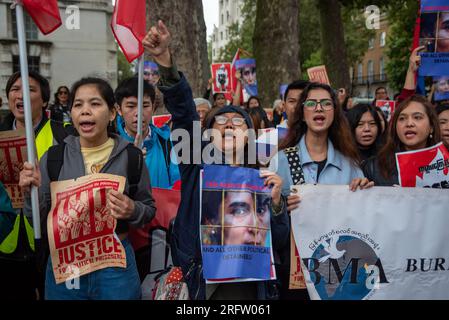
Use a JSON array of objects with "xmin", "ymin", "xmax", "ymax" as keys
[
  {"xmin": 47, "ymin": 174, "xmax": 127, "ymax": 284},
  {"xmin": 0, "ymin": 130, "xmax": 27, "ymax": 208},
  {"xmin": 211, "ymin": 63, "xmax": 232, "ymax": 94},
  {"xmin": 291, "ymin": 184, "xmax": 449, "ymax": 300},
  {"xmin": 419, "ymin": 2, "xmax": 449, "ymax": 76},
  {"xmin": 235, "ymin": 58, "xmax": 258, "ymax": 103},
  {"xmin": 396, "ymin": 142, "xmax": 449, "ymax": 188},
  {"xmin": 307, "ymin": 65, "xmax": 331, "ymax": 85},
  {"xmin": 375, "ymin": 100, "xmax": 396, "ymax": 122},
  {"xmin": 152, "ymin": 114, "xmax": 172, "ymax": 128},
  {"xmin": 200, "ymin": 165, "xmax": 274, "ymax": 283}
]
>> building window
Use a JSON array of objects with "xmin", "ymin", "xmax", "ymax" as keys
[
  {"xmin": 213, "ymin": 49, "xmax": 216, "ymax": 57},
  {"xmin": 357, "ymin": 63, "xmax": 363, "ymax": 84},
  {"xmin": 13, "ymin": 56, "xmax": 40, "ymax": 73},
  {"xmin": 220, "ymin": 0, "xmax": 223, "ymax": 7},
  {"xmin": 221, "ymin": 14, "xmax": 224, "ymax": 25},
  {"xmin": 368, "ymin": 38, "xmax": 374, "ymax": 49},
  {"xmin": 12, "ymin": 11, "xmax": 38, "ymax": 40},
  {"xmin": 227, "ymin": 11, "xmax": 230, "ymax": 22},
  {"xmin": 380, "ymin": 32, "xmax": 386, "ymax": 47},
  {"xmin": 379, "ymin": 57, "xmax": 385, "ymax": 81},
  {"xmin": 225, "ymin": 30, "xmax": 228, "ymax": 40},
  {"xmin": 221, "ymin": 32, "xmax": 223, "ymax": 41},
  {"xmin": 368, "ymin": 60, "xmax": 374, "ymax": 82}
]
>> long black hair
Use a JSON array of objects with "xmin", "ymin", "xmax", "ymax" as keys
[{"xmin": 346, "ymin": 103, "xmax": 383, "ymax": 150}]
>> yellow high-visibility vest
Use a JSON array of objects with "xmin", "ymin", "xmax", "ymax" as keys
[{"xmin": 0, "ymin": 119, "xmax": 65, "ymax": 254}]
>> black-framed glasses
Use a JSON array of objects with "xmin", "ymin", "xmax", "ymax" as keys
[
  {"xmin": 303, "ymin": 99, "xmax": 334, "ymax": 111},
  {"xmin": 214, "ymin": 115, "xmax": 245, "ymax": 126}
]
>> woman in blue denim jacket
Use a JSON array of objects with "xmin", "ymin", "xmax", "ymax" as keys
[{"xmin": 269, "ymin": 82, "xmax": 373, "ymax": 299}]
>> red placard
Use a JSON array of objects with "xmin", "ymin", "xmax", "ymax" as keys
[
  {"xmin": 376, "ymin": 100, "xmax": 396, "ymax": 122},
  {"xmin": 396, "ymin": 142, "xmax": 449, "ymax": 188}
]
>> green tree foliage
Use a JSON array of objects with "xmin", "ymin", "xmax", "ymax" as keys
[
  {"xmin": 117, "ymin": 47, "xmax": 134, "ymax": 84},
  {"xmin": 385, "ymin": 0, "xmax": 419, "ymax": 91},
  {"xmin": 217, "ymin": 0, "xmax": 256, "ymax": 61}
]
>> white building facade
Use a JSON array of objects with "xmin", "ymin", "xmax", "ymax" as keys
[
  {"xmin": 211, "ymin": 0, "xmax": 244, "ymax": 62},
  {"xmin": 0, "ymin": 0, "xmax": 117, "ymax": 109}
]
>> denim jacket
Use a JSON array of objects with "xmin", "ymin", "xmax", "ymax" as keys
[{"xmin": 269, "ymin": 135, "xmax": 365, "ymax": 196}]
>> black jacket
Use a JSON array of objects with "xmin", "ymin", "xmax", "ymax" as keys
[
  {"xmin": 362, "ymin": 156, "xmax": 399, "ymax": 186},
  {"xmin": 162, "ymin": 74, "xmax": 289, "ymax": 300}
]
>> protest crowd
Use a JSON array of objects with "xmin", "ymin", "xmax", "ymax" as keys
[{"xmin": 1, "ymin": 0, "xmax": 449, "ymax": 302}]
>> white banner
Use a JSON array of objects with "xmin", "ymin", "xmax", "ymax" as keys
[{"xmin": 291, "ymin": 185, "xmax": 449, "ymax": 300}]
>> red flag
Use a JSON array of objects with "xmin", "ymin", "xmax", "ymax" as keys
[
  {"xmin": 22, "ymin": 0, "xmax": 62, "ymax": 35},
  {"xmin": 111, "ymin": 0, "xmax": 147, "ymax": 63},
  {"xmin": 226, "ymin": 49, "xmax": 242, "ymax": 104}
]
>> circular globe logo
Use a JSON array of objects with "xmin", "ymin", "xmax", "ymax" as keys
[{"xmin": 307, "ymin": 235, "xmax": 380, "ymax": 300}]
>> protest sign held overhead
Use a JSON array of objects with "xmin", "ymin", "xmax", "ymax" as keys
[
  {"xmin": 200, "ymin": 165, "xmax": 274, "ymax": 283},
  {"xmin": 47, "ymin": 174, "xmax": 127, "ymax": 284},
  {"xmin": 396, "ymin": 142, "xmax": 449, "ymax": 188},
  {"xmin": 235, "ymin": 58, "xmax": 258, "ymax": 103},
  {"xmin": 292, "ymin": 185, "xmax": 449, "ymax": 300},
  {"xmin": 0, "ymin": 130, "xmax": 27, "ymax": 208},
  {"xmin": 375, "ymin": 100, "xmax": 396, "ymax": 122},
  {"xmin": 307, "ymin": 65, "xmax": 331, "ymax": 85},
  {"xmin": 211, "ymin": 63, "xmax": 232, "ymax": 94},
  {"xmin": 418, "ymin": 0, "xmax": 449, "ymax": 76}
]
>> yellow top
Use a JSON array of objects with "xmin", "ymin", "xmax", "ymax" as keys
[{"xmin": 80, "ymin": 138, "xmax": 115, "ymax": 175}]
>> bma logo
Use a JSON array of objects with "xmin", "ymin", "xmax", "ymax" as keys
[{"xmin": 303, "ymin": 235, "xmax": 389, "ymax": 300}]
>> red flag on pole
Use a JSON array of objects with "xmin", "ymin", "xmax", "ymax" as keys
[
  {"xmin": 22, "ymin": 0, "xmax": 62, "ymax": 35},
  {"xmin": 226, "ymin": 49, "xmax": 241, "ymax": 104},
  {"xmin": 111, "ymin": 0, "xmax": 147, "ymax": 63}
]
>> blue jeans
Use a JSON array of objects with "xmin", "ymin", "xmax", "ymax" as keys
[{"xmin": 45, "ymin": 238, "xmax": 141, "ymax": 300}]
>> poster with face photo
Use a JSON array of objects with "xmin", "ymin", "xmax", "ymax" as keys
[
  {"xmin": 235, "ymin": 58, "xmax": 258, "ymax": 103},
  {"xmin": 375, "ymin": 100, "xmax": 396, "ymax": 122},
  {"xmin": 419, "ymin": 1, "xmax": 449, "ymax": 76},
  {"xmin": 200, "ymin": 165, "xmax": 275, "ymax": 283},
  {"xmin": 433, "ymin": 75, "xmax": 449, "ymax": 100},
  {"xmin": 141, "ymin": 61, "xmax": 160, "ymax": 86}
]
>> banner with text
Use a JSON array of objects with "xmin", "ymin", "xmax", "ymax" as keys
[{"xmin": 291, "ymin": 185, "xmax": 449, "ymax": 300}]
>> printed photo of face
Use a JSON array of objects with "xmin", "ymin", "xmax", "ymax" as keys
[
  {"xmin": 437, "ymin": 12, "xmax": 449, "ymax": 52},
  {"xmin": 222, "ymin": 191, "xmax": 270, "ymax": 246},
  {"xmin": 241, "ymin": 67, "xmax": 257, "ymax": 86}
]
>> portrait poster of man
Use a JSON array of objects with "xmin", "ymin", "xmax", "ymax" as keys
[
  {"xmin": 418, "ymin": 1, "xmax": 449, "ymax": 76},
  {"xmin": 235, "ymin": 58, "xmax": 258, "ymax": 102},
  {"xmin": 200, "ymin": 165, "xmax": 274, "ymax": 282},
  {"xmin": 375, "ymin": 100, "xmax": 396, "ymax": 122},
  {"xmin": 396, "ymin": 142, "xmax": 449, "ymax": 188},
  {"xmin": 211, "ymin": 63, "xmax": 232, "ymax": 94}
]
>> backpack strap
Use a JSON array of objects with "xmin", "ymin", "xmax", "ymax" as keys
[
  {"xmin": 283, "ymin": 147, "xmax": 305, "ymax": 185},
  {"xmin": 126, "ymin": 144, "xmax": 143, "ymax": 199},
  {"xmin": 157, "ymin": 133, "xmax": 173, "ymax": 178},
  {"xmin": 47, "ymin": 143, "xmax": 66, "ymax": 182}
]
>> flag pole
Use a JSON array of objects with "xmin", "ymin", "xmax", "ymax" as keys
[
  {"xmin": 137, "ymin": 55, "xmax": 144, "ymax": 148},
  {"xmin": 16, "ymin": 4, "xmax": 41, "ymax": 240}
]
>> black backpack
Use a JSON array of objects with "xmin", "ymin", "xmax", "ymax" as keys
[{"xmin": 46, "ymin": 142, "xmax": 143, "ymax": 199}]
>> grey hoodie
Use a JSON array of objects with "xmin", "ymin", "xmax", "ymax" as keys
[{"xmin": 24, "ymin": 134, "xmax": 156, "ymax": 233}]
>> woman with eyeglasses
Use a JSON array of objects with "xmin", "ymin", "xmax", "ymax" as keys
[
  {"xmin": 269, "ymin": 82, "xmax": 373, "ymax": 300},
  {"xmin": 48, "ymin": 86, "xmax": 71, "ymax": 124},
  {"xmin": 141, "ymin": 22, "xmax": 289, "ymax": 300}
]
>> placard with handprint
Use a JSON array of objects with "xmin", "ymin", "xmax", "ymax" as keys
[
  {"xmin": 0, "ymin": 130, "xmax": 27, "ymax": 208},
  {"xmin": 47, "ymin": 173, "xmax": 127, "ymax": 284}
]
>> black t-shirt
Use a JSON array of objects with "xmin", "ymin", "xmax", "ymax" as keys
[{"xmin": 315, "ymin": 158, "xmax": 327, "ymax": 181}]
